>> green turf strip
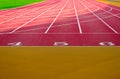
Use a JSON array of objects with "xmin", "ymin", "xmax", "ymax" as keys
[{"xmin": 0, "ymin": 0, "xmax": 44, "ymax": 10}]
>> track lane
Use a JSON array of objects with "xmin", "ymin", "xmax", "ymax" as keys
[
  {"xmin": 84, "ymin": 0, "xmax": 120, "ymax": 33},
  {"xmin": 0, "ymin": 0, "xmax": 120, "ymax": 46},
  {"xmin": 76, "ymin": 0, "xmax": 113, "ymax": 33},
  {"xmin": 44, "ymin": 0, "xmax": 81, "ymax": 34},
  {"xmin": 44, "ymin": 0, "xmax": 70, "ymax": 34},
  {"xmin": 0, "ymin": 0, "xmax": 60, "ymax": 23},
  {"xmin": 0, "ymin": 0, "xmax": 58, "ymax": 15},
  {"xmin": 89, "ymin": 0, "xmax": 120, "ymax": 12},
  {"xmin": 0, "ymin": 1, "xmax": 63, "ymax": 33},
  {"xmin": 10, "ymin": 0, "xmax": 69, "ymax": 34}
]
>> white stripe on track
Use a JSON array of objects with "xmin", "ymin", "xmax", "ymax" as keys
[
  {"xmin": 79, "ymin": 0, "xmax": 118, "ymax": 34},
  {"xmin": 44, "ymin": 0, "xmax": 69, "ymax": 34},
  {"xmin": 0, "ymin": 1, "xmax": 59, "ymax": 24},
  {"xmin": 0, "ymin": 9, "xmax": 27, "ymax": 17},
  {"xmin": 0, "ymin": 8, "xmax": 41, "ymax": 24},
  {"xmin": 73, "ymin": 0, "xmax": 82, "ymax": 34},
  {"xmin": 0, "ymin": 1, "xmax": 58, "ymax": 17},
  {"xmin": 90, "ymin": 0, "xmax": 120, "ymax": 12},
  {"xmin": 85, "ymin": 0, "xmax": 120, "ymax": 19},
  {"xmin": 9, "ymin": 3, "xmax": 60, "ymax": 33}
]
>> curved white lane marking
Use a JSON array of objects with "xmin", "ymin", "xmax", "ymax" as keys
[
  {"xmin": 0, "ymin": 8, "xmax": 41, "ymax": 24},
  {"xmin": 0, "ymin": 1, "xmax": 60, "ymax": 24},
  {"xmin": 8, "ymin": 1, "xmax": 64, "ymax": 33},
  {"xmin": 79, "ymin": 0, "xmax": 118, "ymax": 33},
  {"xmin": 0, "ymin": 1, "xmax": 58, "ymax": 17},
  {"xmin": 89, "ymin": 0, "xmax": 120, "ymax": 12},
  {"xmin": 85, "ymin": 0, "xmax": 120, "ymax": 18},
  {"xmin": 1, "ymin": 13, "xmax": 119, "ymax": 33}
]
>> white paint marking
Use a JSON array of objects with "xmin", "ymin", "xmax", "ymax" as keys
[
  {"xmin": 8, "ymin": 42, "xmax": 22, "ymax": 46},
  {"xmin": 44, "ymin": 0, "xmax": 69, "ymax": 34},
  {"xmin": 9, "ymin": 3, "xmax": 59, "ymax": 33},
  {"xmin": 10, "ymin": 14, "xmax": 118, "ymax": 33},
  {"xmin": 90, "ymin": 0, "xmax": 120, "ymax": 12},
  {"xmin": 0, "ymin": 9, "xmax": 27, "ymax": 17},
  {"xmin": 0, "ymin": 8, "xmax": 40, "ymax": 24},
  {"xmin": 53, "ymin": 42, "xmax": 69, "ymax": 46},
  {"xmin": 0, "ymin": 1, "xmax": 58, "ymax": 17},
  {"xmin": 79, "ymin": 0, "xmax": 118, "ymax": 34},
  {"xmin": 73, "ymin": 0, "xmax": 82, "ymax": 34},
  {"xmin": 99, "ymin": 41, "xmax": 115, "ymax": 46},
  {"xmin": 85, "ymin": 0, "xmax": 120, "ymax": 18},
  {"xmin": 1, "ymin": 13, "xmax": 118, "ymax": 34}
]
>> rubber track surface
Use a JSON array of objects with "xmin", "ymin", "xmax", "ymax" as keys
[{"xmin": 0, "ymin": 0, "xmax": 120, "ymax": 46}]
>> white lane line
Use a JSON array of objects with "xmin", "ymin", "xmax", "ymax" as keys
[
  {"xmin": 97, "ymin": 7, "xmax": 113, "ymax": 15},
  {"xmin": 11, "ymin": 13, "xmax": 119, "ymax": 33},
  {"xmin": 85, "ymin": 0, "xmax": 120, "ymax": 19},
  {"xmin": 62, "ymin": 8, "xmax": 74, "ymax": 12},
  {"xmin": 63, "ymin": 7, "xmax": 114, "ymax": 19},
  {"xmin": 0, "ymin": 8, "xmax": 42, "ymax": 17},
  {"xmin": 90, "ymin": 0, "xmax": 120, "ymax": 12},
  {"xmin": 0, "ymin": 1, "xmax": 58, "ymax": 17},
  {"xmin": 0, "ymin": 3, "xmax": 58, "ymax": 24},
  {"xmin": 1, "ymin": 32, "xmax": 120, "ymax": 34},
  {"xmin": 88, "ymin": 6, "xmax": 112, "ymax": 16},
  {"xmin": 1, "ymin": 11, "xmax": 118, "ymax": 33},
  {"xmin": 9, "ymin": 3, "xmax": 60, "ymax": 33},
  {"xmin": 79, "ymin": 0, "xmax": 118, "ymax": 34},
  {"xmin": 0, "ymin": 8, "xmax": 41, "ymax": 24},
  {"xmin": 0, "ymin": 13, "xmax": 117, "ymax": 33},
  {"xmin": 0, "ymin": 9, "xmax": 27, "ymax": 17},
  {"xmin": 44, "ymin": 0, "xmax": 69, "ymax": 34},
  {"xmin": 55, "ymin": 14, "xmax": 118, "ymax": 23},
  {"xmin": 14, "ymin": 23, "xmax": 78, "ymax": 33},
  {"xmin": 73, "ymin": 0, "xmax": 82, "ymax": 34}
]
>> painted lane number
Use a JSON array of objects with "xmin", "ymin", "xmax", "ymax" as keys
[
  {"xmin": 99, "ymin": 41, "xmax": 115, "ymax": 46},
  {"xmin": 8, "ymin": 42, "xmax": 22, "ymax": 46},
  {"xmin": 53, "ymin": 42, "xmax": 69, "ymax": 46}
]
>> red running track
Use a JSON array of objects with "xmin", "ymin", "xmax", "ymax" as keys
[{"xmin": 0, "ymin": 0, "xmax": 120, "ymax": 46}]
